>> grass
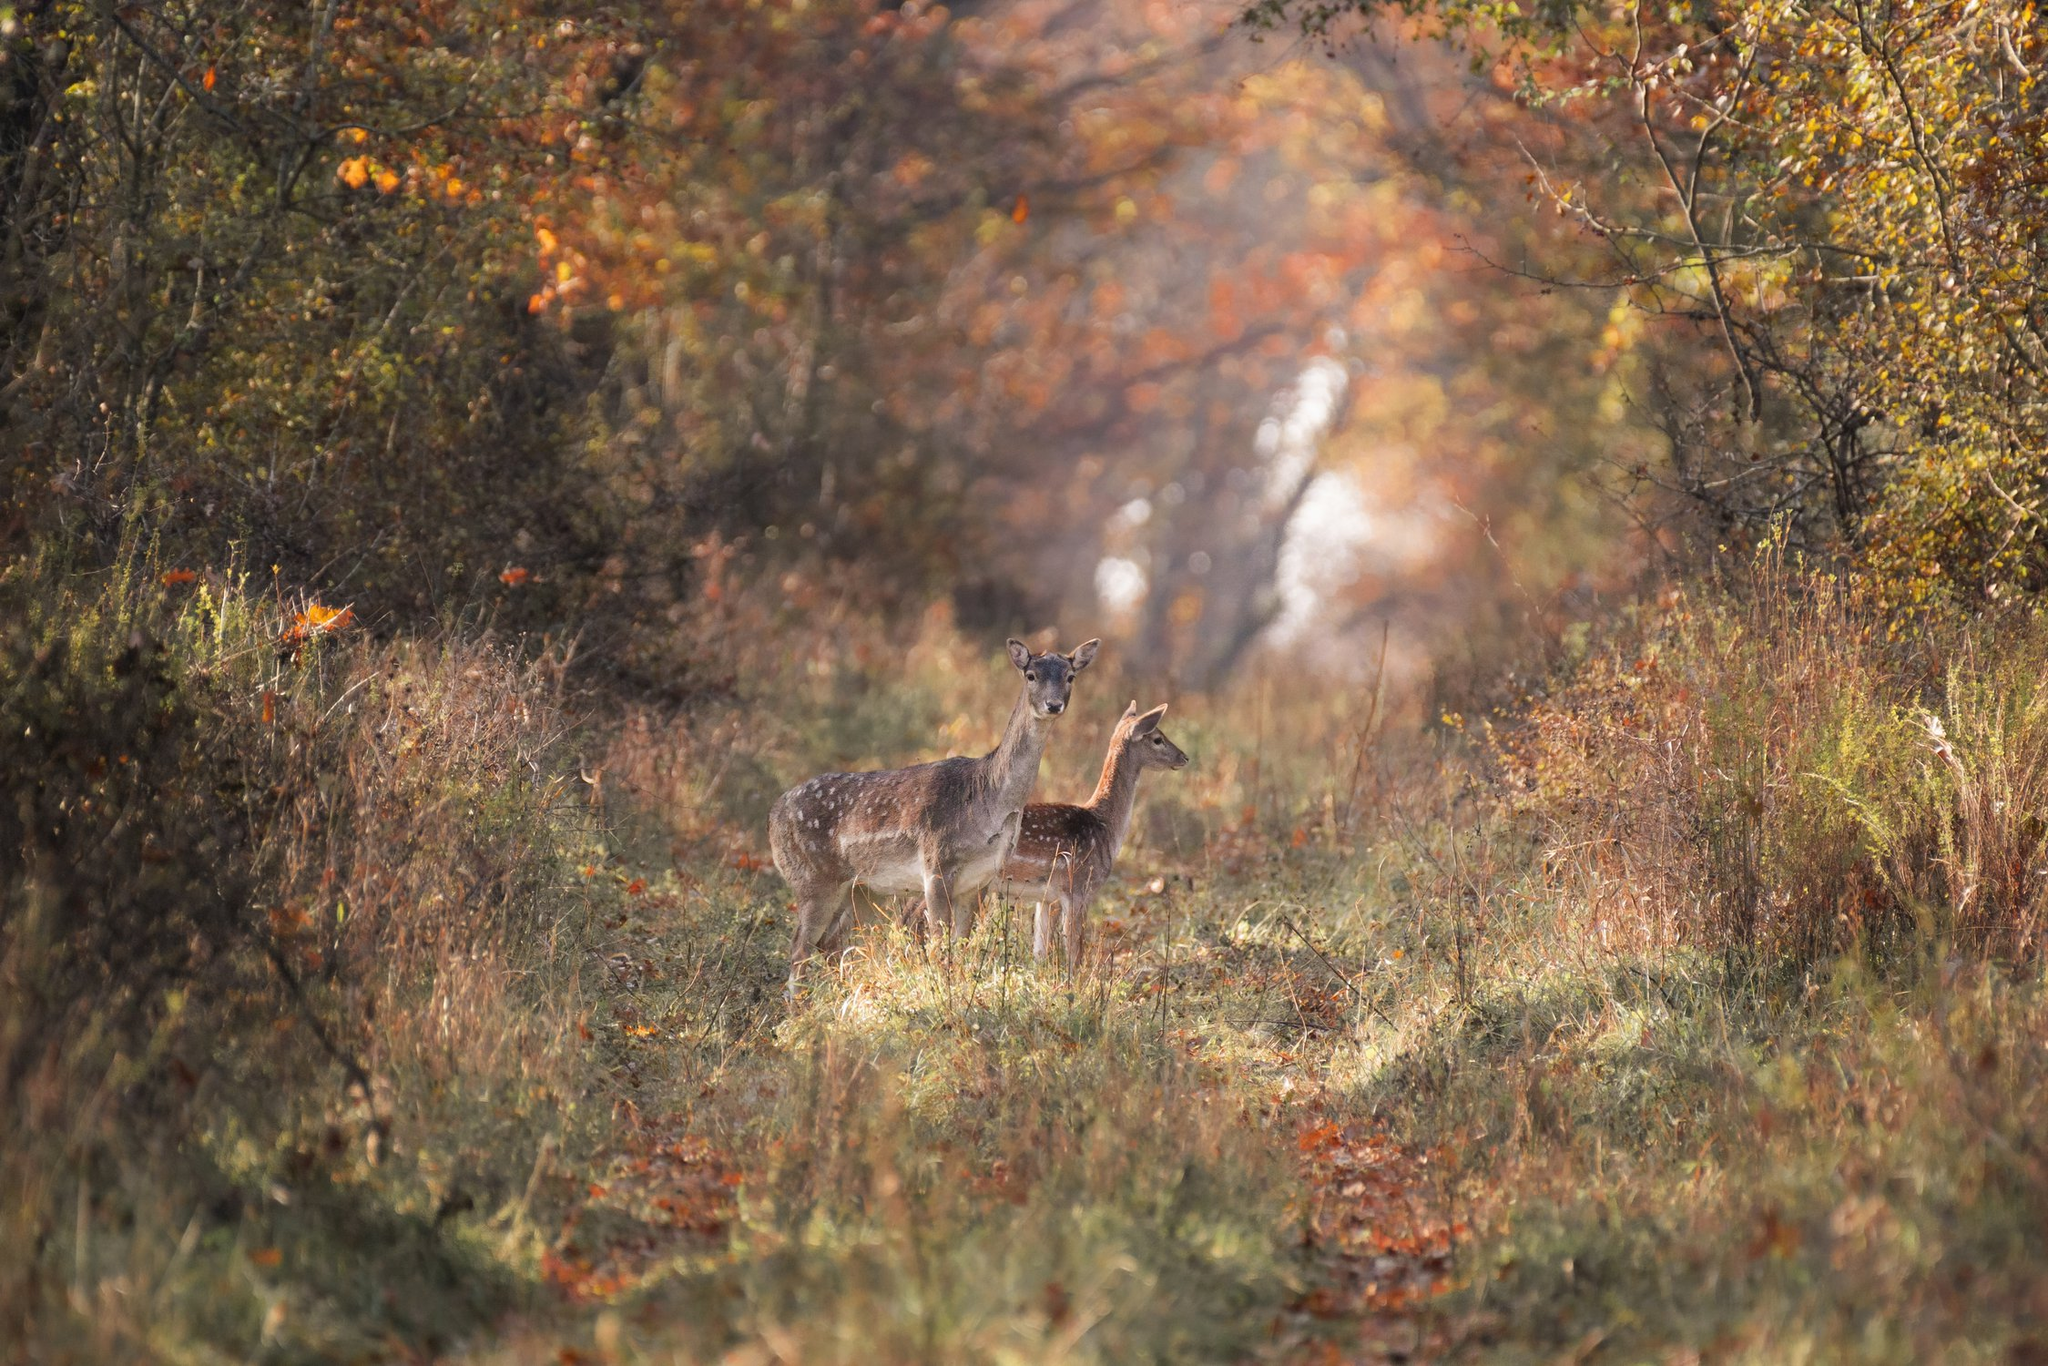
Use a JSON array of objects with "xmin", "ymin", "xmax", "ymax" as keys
[{"xmin": 8, "ymin": 555, "xmax": 2048, "ymax": 1363}]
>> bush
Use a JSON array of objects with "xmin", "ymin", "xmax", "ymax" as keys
[
  {"xmin": 0, "ymin": 555, "xmax": 609, "ymax": 1357},
  {"xmin": 1518, "ymin": 554, "xmax": 2048, "ymax": 972}
]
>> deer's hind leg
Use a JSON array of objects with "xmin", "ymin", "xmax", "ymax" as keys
[
  {"xmin": 787, "ymin": 881, "xmax": 853, "ymax": 994},
  {"xmin": 816, "ymin": 887, "xmax": 865, "ymax": 958}
]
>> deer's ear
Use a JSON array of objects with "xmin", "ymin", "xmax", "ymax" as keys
[
  {"xmin": 1006, "ymin": 638, "xmax": 1032, "ymax": 672},
  {"xmin": 1068, "ymin": 639, "xmax": 1101, "ymax": 672},
  {"xmin": 1123, "ymin": 700, "xmax": 1139, "ymax": 719},
  {"xmin": 1133, "ymin": 703, "xmax": 1167, "ymax": 736}
]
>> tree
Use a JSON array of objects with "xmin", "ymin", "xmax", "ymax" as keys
[{"xmin": 1244, "ymin": 0, "xmax": 2048, "ymax": 614}]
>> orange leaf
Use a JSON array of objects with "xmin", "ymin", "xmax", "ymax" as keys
[
  {"xmin": 202, "ymin": 65, "xmax": 217, "ymax": 92},
  {"xmin": 249, "ymin": 1246, "xmax": 283, "ymax": 1268},
  {"xmin": 338, "ymin": 156, "xmax": 370, "ymax": 190},
  {"xmin": 500, "ymin": 566, "xmax": 531, "ymax": 586},
  {"xmin": 299, "ymin": 602, "xmax": 353, "ymax": 632},
  {"xmin": 161, "ymin": 569, "xmax": 198, "ymax": 586},
  {"xmin": 625, "ymin": 878, "xmax": 646, "ymax": 895},
  {"xmin": 260, "ymin": 690, "xmax": 275, "ymax": 725},
  {"xmin": 373, "ymin": 167, "xmax": 401, "ymax": 194},
  {"xmin": 1297, "ymin": 1121, "xmax": 1340, "ymax": 1152},
  {"xmin": 1012, "ymin": 194, "xmax": 1029, "ymax": 224}
]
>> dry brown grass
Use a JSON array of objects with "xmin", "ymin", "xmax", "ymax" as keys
[
  {"xmin": 1515, "ymin": 553, "xmax": 2048, "ymax": 972},
  {"xmin": 0, "ymin": 556, "xmax": 615, "ymax": 1360}
]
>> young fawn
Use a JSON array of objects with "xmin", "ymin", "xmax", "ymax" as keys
[
  {"xmin": 998, "ymin": 701, "xmax": 1189, "ymax": 967},
  {"xmin": 768, "ymin": 637, "xmax": 1099, "ymax": 990}
]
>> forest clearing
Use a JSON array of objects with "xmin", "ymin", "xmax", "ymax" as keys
[{"xmin": 4, "ymin": 0, "xmax": 2046, "ymax": 1361}]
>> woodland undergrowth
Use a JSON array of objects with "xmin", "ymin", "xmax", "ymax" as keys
[{"xmin": 8, "ymin": 553, "xmax": 2048, "ymax": 1364}]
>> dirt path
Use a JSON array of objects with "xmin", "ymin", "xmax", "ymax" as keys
[{"xmin": 527, "ymin": 870, "xmax": 1462, "ymax": 1363}]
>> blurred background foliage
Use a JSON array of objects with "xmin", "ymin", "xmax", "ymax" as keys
[{"xmin": 2, "ymin": 0, "xmax": 1667, "ymax": 698}]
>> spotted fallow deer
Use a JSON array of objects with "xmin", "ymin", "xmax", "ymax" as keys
[
  {"xmin": 768, "ymin": 637, "xmax": 1100, "ymax": 989},
  {"xmin": 997, "ymin": 701, "xmax": 1189, "ymax": 967}
]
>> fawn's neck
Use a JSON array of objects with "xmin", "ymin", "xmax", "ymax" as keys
[
  {"xmin": 1085, "ymin": 732, "xmax": 1146, "ymax": 859},
  {"xmin": 981, "ymin": 687, "xmax": 1049, "ymax": 815}
]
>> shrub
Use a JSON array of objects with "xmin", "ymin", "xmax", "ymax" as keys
[
  {"xmin": 1518, "ymin": 556, "xmax": 2048, "ymax": 972},
  {"xmin": 0, "ymin": 556, "xmax": 608, "ymax": 1357}
]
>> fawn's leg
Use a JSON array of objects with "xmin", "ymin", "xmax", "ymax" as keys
[
  {"xmin": 1061, "ymin": 892, "xmax": 1086, "ymax": 971},
  {"xmin": 1032, "ymin": 901, "xmax": 1053, "ymax": 959}
]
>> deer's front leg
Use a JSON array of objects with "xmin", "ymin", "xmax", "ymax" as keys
[
  {"xmin": 921, "ymin": 868, "xmax": 957, "ymax": 942},
  {"xmin": 1032, "ymin": 901, "xmax": 1053, "ymax": 960}
]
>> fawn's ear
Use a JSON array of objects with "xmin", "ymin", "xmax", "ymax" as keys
[
  {"xmin": 1006, "ymin": 638, "xmax": 1033, "ymax": 672},
  {"xmin": 1133, "ymin": 703, "xmax": 1167, "ymax": 736},
  {"xmin": 1068, "ymin": 639, "xmax": 1101, "ymax": 672}
]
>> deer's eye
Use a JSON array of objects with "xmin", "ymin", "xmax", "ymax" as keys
[
  {"xmin": 1024, "ymin": 671, "xmax": 1036, "ymax": 682},
  {"xmin": 1151, "ymin": 735, "xmax": 1163, "ymax": 744}
]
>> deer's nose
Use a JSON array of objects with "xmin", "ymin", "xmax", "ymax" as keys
[{"xmin": 1046, "ymin": 700, "xmax": 1065, "ymax": 714}]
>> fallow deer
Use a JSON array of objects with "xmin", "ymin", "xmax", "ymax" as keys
[
  {"xmin": 768, "ymin": 637, "xmax": 1100, "ymax": 990},
  {"xmin": 997, "ymin": 701, "xmax": 1189, "ymax": 967}
]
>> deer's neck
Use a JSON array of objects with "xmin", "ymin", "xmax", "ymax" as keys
[
  {"xmin": 981, "ymin": 688, "xmax": 1049, "ymax": 815},
  {"xmin": 1085, "ymin": 735, "xmax": 1146, "ymax": 859}
]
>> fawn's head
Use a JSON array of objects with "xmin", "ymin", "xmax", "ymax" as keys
[
  {"xmin": 1118, "ymin": 701, "xmax": 1190, "ymax": 770},
  {"xmin": 1006, "ymin": 637, "xmax": 1100, "ymax": 718}
]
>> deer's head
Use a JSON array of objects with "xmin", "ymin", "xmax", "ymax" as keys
[
  {"xmin": 1007, "ymin": 637, "xmax": 1100, "ymax": 719},
  {"xmin": 1119, "ymin": 701, "xmax": 1190, "ymax": 770}
]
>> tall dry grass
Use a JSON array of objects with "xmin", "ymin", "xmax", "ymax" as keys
[
  {"xmin": 1518, "ymin": 554, "xmax": 2048, "ymax": 972},
  {"xmin": 1, "ymin": 554, "xmax": 615, "ymax": 1360}
]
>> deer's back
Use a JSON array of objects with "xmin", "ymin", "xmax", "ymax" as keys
[
  {"xmin": 770, "ymin": 757, "xmax": 992, "ymax": 894},
  {"xmin": 1000, "ymin": 802, "xmax": 1109, "ymax": 899}
]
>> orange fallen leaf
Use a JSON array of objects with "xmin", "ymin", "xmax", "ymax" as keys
[
  {"xmin": 249, "ymin": 1246, "xmax": 283, "ymax": 1268},
  {"xmin": 500, "ymin": 566, "xmax": 531, "ymax": 586},
  {"xmin": 338, "ymin": 156, "xmax": 370, "ymax": 189},
  {"xmin": 1298, "ymin": 1121, "xmax": 1340, "ymax": 1152},
  {"xmin": 161, "ymin": 568, "xmax": 198, "ymax": 586},
  {"xmin": 202, "ymin": 65, "xmax": 217, "ymax": 92},
  {"xmin": 1012, "ymin": 194, "xmax": 1029, "ymax": 224},
  {"xmin": 625, "ymin": 878, "xmax": 646, "ymax": 895}
]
